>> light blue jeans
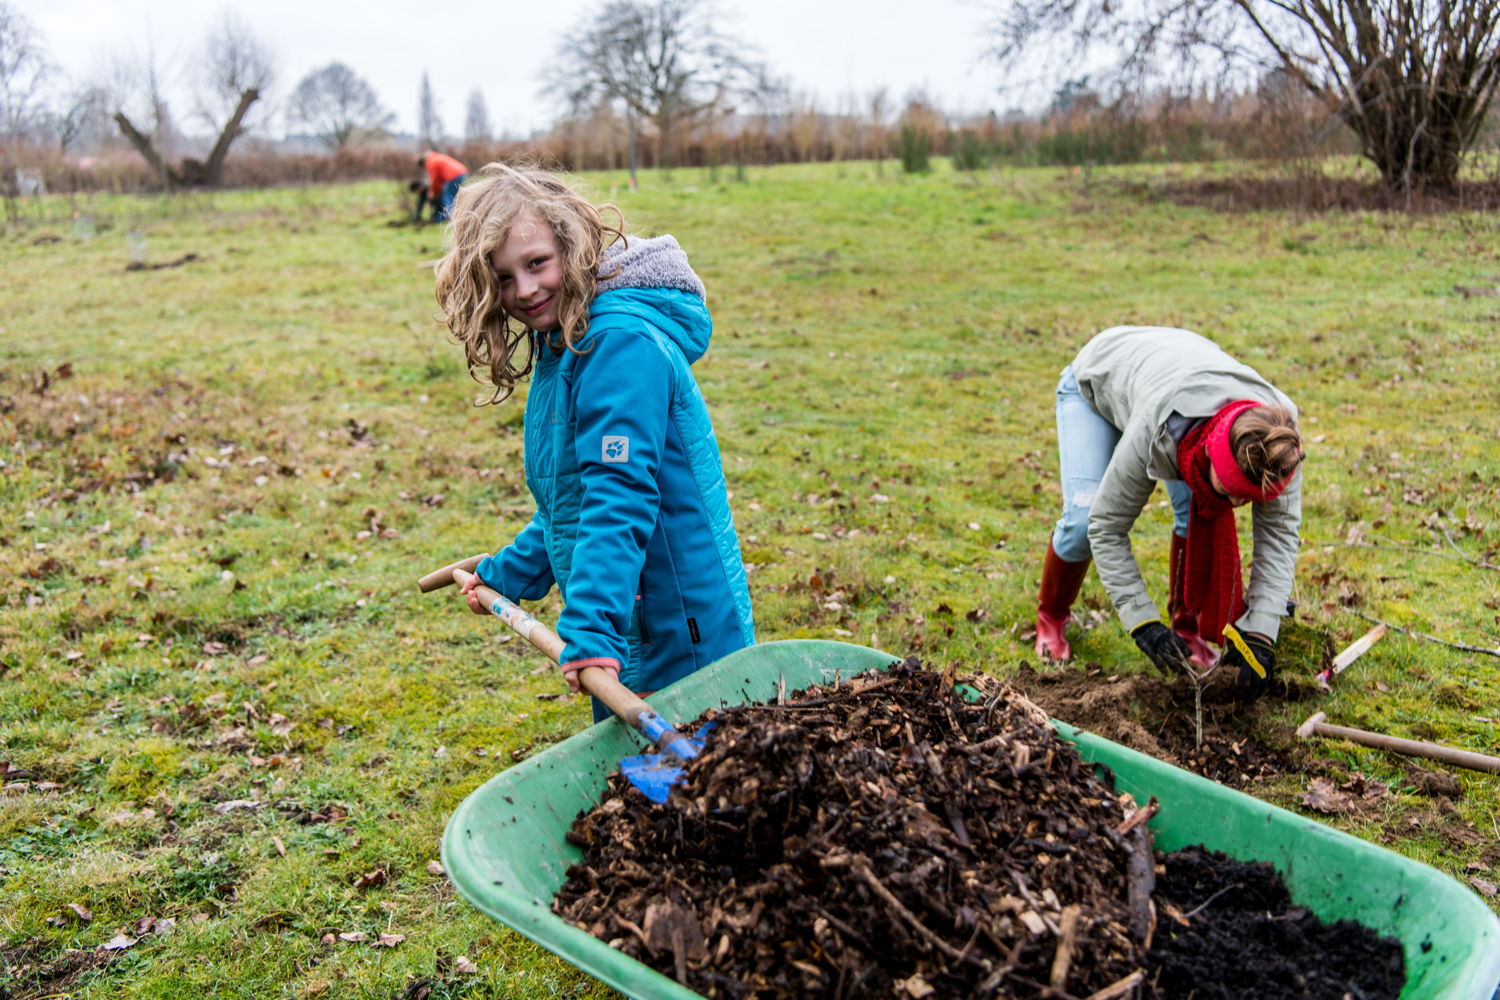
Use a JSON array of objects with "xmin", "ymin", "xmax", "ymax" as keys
[
  {"xmin": 1051, "ymin": 366, "xmax": 1191, "ymax": 562},
  {"xmin": 435, "ymin": 174, "xmax": 467, "ymax": 221}
]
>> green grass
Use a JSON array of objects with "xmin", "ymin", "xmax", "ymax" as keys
[{"xmin": 2, "ymin": 160, "xmax": 1498, "ymax": 996}]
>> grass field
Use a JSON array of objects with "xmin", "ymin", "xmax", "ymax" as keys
[{"xmin": 2, "ymin": 160, "xmax": 1498, "ymax": 998}]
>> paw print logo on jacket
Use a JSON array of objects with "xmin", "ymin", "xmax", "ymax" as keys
[{"xmin": 601, "ymin": 436, "xmax": 630, "ymax": 463}]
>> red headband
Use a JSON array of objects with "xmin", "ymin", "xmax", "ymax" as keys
[{"xmin": 1206, "ymin": 400, "xmax": 1296, "ymax": 502}]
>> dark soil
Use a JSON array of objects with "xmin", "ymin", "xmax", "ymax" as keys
[
  {"xmin": 125, "ymin": 252, "xmax": 200, "ymax": 271},
  {"xmin": 0, "ymin": 938, "xmax": 116, "ymax": 1000},
  {"xmin": 1148, "ymin": 846, "xmax": 1406, "ymax": 1000},
  {"xmin": 1010, "ymin": 662, "xmax": 1307, "ymax": 789},
  {"xmin": 1123, "ymin": 175, "xmax": 1500, "ymax": 214},
  {"xmin": 555, "ymin": 661, "xmax": 1405, "ymax": 999}
]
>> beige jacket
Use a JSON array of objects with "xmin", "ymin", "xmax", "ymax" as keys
[{"xmin": 1073, "ymin": 326, "xmax": 1302, "ymax": 640}]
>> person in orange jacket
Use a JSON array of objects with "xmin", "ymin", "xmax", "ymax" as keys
[{"xmin": 412, "ymin": 151, "xmax": 469, "ymax": 222}]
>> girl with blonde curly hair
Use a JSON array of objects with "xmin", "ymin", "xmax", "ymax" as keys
[{"xmin": 434, "ymin": 163, "xmax": 755, "ymax": 721}]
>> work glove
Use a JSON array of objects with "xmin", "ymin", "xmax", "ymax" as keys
[
  {"xmin": 1131, "ymin": 620, "xmax": 1193, "ymax": 676},
  {"xmin": 1222, "ymin": 625, "xmax": 1276, "ymax": 703}
]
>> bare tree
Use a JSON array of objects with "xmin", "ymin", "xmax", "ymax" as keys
[
  {"xmin": 463, "ymin": 88, "xmax": 491, "ymax": 143},
  {"xmin": 0, "ymin": 1, "xmax": 50, "ymax": 144},
  {"xmin": 288, "ymin": 62, "xmax": 393, "ymax": 148},
  {"xmin": 181, "ymin": 13, "xmax": 273, "ymax": 185},
  {"xmin": 787, "ymin": 91, "xmax": 823, "ymax": 162},
  {"xmin": 103, "ymin": 43, "xmax": 181, "ymax": 188},
  {"xmin": 56, "ymin": 84, "xmax": 111, "ymax": 152},
  {"xmin": 417, "ymin": 71, "xmax": 442, "ymax": 147},
  {"xmin": 985, "ymin": 0, "xmax": 1500, "ymax": 192},
  {"xmin": 101, "ymin": 16, "xmax": 267, "ymax": 189},
  {"xmin": 865, "ymin": 86, "xmax": 890, "ymax": 163},
  {"xmin": 546, "ymin": 0, "xmax": 766, "ymax": 184},
  {"xmin": 195, "ymin": 12, "xmax": 273, "ymax": 132}
]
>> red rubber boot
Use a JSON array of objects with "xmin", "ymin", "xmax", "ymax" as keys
[
  {"xmin": 1169, "ymin": 532, "xmax": 1218, "ymax": 668},
  {"xmin": 1036, "ymin": 540, "xmax": 1091, "ymax": 662}
]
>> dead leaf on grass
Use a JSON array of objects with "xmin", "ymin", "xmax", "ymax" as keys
[
  {"xmin": 1300, "ymin": 775, "xmax": 1389, "ymax": 815},
  {"xmin": 352, "ymin": 869, "xmax": 387, "ymax": 889},
  {"xmin": 1470, "ymin": 877, "xmax": 1497, "ymax": 898},
  {"xmin": 102, "ymin": 933, "xmax": 137, "ymax": 950},
  {"xmin": 453, "ymin": 956, "xmax": 479, "ymax": 974},
  {"xmin": 373, "ymin": 933, "xmax": 405, "ymax": 948},
  {"xmin": 338, "ymin": 931, "xmax": 367, "ymax": 943},
  {"xmin": 212, "ymin": 799, "xmax": 263, "ymax": 815},
  {"xmin": 67, "ymin": 903, "xmax": 93, "ymax": 922},
  {"xmin": 426, "ymin": 860, "xmax": 445, "ymax": 876}
]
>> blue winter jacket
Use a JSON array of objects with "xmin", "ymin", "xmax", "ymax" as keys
[{"xmin": 474, "ymin": 236, "xmax": 755, "ymax": 714}]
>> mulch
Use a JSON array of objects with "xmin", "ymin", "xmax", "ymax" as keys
[{"xmin": 554, "ymin": 660, "xmax": 1405, "ymax": 998}]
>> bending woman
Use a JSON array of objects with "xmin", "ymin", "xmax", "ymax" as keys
[{"xmin": 1034, "ymin": 326, "xmax": 1304, "ymax": 701}]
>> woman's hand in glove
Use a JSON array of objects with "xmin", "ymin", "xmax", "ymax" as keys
[
  {"xmin": 1222, "ymin": 625, "xmax": 1276, "ymax": 702},
  {"xmin": 1131, "ymin": 620, "xmax": 1194, "ymax": 676}
]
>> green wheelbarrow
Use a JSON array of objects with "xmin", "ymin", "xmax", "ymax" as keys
[{"xmin": 441, "ymin": 640, "xmax": 1500, "ymax": 1000}]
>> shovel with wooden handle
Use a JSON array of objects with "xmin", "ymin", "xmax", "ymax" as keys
[
  {"xmin": 1297, "ymin": 711, "xmax": 1500, "ymax": 774},
  {"xmin": 419, "ymin": 555, "xmax": 703, "ymax": 803}
]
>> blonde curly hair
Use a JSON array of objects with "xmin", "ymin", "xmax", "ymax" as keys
[{"xmin": 435, "ymin": 162, "xmax": 623, "ymax": 404}]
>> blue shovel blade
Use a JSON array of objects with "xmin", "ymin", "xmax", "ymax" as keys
[{"xmin": 618, "ymin": 722, "xmax": 714, "ymax": 804}]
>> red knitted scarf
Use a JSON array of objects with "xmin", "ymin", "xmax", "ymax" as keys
[{"xmin": 1176, "ymin": 400, "xmax": 1293, "ymax": 643}]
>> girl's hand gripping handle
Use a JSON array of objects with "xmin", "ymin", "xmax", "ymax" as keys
[{"xmin": 448, "ymin": 567, "xmax": 650, "ymax": 730}]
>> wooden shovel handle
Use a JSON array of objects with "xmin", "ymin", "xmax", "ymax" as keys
[
  {"xmin": 448, "ymin": 567, "xmax": 652, "ymax": 729},
  {"xmin": 1318, "ymin": 720, "xmax": 1500, "ymax": 774},
  {"xmin": 1299, "ymin": 711, "xmax": 1500, "ymax": 774},
  {"xmin": 417, "ymin": 554, "xmax": 489, "ymax": 593}
]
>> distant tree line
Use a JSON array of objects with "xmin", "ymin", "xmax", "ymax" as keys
[{"xmin": 1, "ymin": 0, "xmax": 1496, "ymax": 198}]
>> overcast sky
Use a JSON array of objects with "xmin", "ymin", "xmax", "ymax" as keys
[{"xmin": 26, "ymin": 0, "xmax": 1026, "ymax": 138}]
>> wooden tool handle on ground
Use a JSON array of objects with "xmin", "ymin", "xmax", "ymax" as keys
[
  {"xmin": 1297, "ymin": 712, "xmax": 1500, "ymax": 774},
  {"xmin": 447, "ymin": 567, "xmax": 652, "ymax": 730},
  {"xmin": 417, "ymin": 554, "xmax": 489, "ymax": 593}
]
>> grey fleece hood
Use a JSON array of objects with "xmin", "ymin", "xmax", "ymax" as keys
[
  {"xmin": 587, "ymin": 234, "xmax": 711, "ymax": 364},
  {"xmin": 595, "ymin": 235, "xmax": 706, "ymax": 300}
]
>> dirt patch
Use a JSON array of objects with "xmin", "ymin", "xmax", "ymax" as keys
[
  {"xmin": 0, "ymin": 370, "xmax": 293, "ymax": 507},
  {"xmin": 1389, "ymin": 803, "xmax": 1492, "ymax": 853},
  {"xmin": 125, "ymin": 252, "xmax": 200, "ymax": 272},
  {"xmin": 1123, "ymin": 175, "xmax": 1500, "ymax": 214},
  {"xmin": 1011, "ymin": 663, "xmax": 1296, "ymax": 789},
  {"xmin": 1406, "ymin": 767, "xmax": 1463, "ymax": 798},
  {"xmin": 0, "ymin": 938, "xmax": 116, "ymax": 999}
]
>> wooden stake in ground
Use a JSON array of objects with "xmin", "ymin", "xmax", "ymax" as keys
[
  {"xmin": 1316, "ymin": 623, "xmax": 1387, "ymax": 688},
  {"xmin": 1296, "ymin": 712, "xmax": 1500, "ymax": 774}
]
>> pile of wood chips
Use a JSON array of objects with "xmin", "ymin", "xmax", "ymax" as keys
[{"xmin": 555, "ymin": 660, "xmax": 1154, "ymax": 999}]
